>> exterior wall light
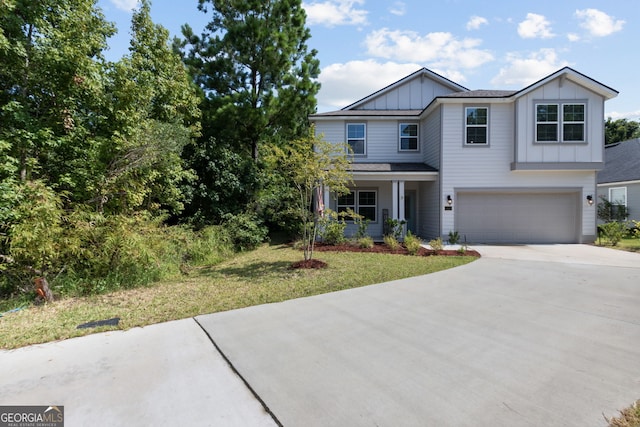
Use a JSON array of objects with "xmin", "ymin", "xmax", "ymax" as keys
[
  {"xmin": 586, "ymin": 195, "xmax": 594, "ymax": 205},
  {"xmin": 447, "ymin": 195, "xmax": 453, "ymax": 205}
]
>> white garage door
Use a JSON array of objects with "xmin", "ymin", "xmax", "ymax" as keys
[{"xmin": 456, "ymin": 191, "xmax": 580, "ymax": 244}]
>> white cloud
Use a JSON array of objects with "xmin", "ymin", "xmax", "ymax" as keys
[
  {"xmin": 517, "ymin": 13, "xmax": 554, "ymax": 39},
  {"xmin": 110, "ymin": 0, "xmax": 139, "ymax": 12},
  {"xmin": 606, "ymin": 110, "xmax": 640, "ymax": 121},
  {"xmin": 567, "ymin": 33, "xmax": 580, "ymax": 42},
  {"xmin": 318, "ymin": 60, "xmax": 431, "ymax": 111},
  {"xmin": 364, "ymin": 28, "xmax": 494, "ymax": 71},
  {"xmin": 491, "ymin": 48, "xmax": 570, "ymax": 87},
  {"xmin": 389, "ymin": 2, "xmax": 406, "ymax": 16},
  {"xmin": 575, "ymin": 9, "xmax": 624, "ymax": 37},
  {"xmin": 466, "ymin": 16, "xmax": 488, "ymax": 31},
  {"xmin": 303, "ymin": 0, "xmax": 368, "ymax": 27}
]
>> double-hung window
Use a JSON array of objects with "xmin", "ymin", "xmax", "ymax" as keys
[
  {"xmin": 465, "ymin": 107, "xmax": 488, "ymax": 145},
  {"xmin": 609, "ymin": 187, "xmax": 627, "ymax": 207},
  {"xmin": 399, "ymin": 123, "xmax": 418, "ymax": 151},
  {"xmin": 536, "ymin": 103, "xmax": 585, "ymax": 142},
  {"xmin": 337, "ymin": 190, "xmax": 377, "ymax": 222},
  {"xmin": 347, "ymin": 123, "xmax": 366, "ymax": 155}
]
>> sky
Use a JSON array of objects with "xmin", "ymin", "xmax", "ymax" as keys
[{"xmin": 97, "ymin": 0, "xmax": 639, "ymax": 119}]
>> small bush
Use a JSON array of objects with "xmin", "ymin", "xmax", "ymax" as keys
[
  {"xmin": 599, "ymin": 221, "xmax": 628, "ymax": 246},
  {"xmin": 319, "ymin": 211, "xmax": 346, "ymax": 245},
  {"xmin": 448, "ymin": 230, "xmax": 460, "ymax": 245},
  {"xmin": 384, "ymin": 235, "xmax": 401, "ymax": 251},
  {"xmin": 357, "ymin": 236, "xmax": 374, "ymax": 249},
  {"xmin": 222, "ymin": 212, "xmax": 269, "ymax": 252},
  {"xmin": 404, "ymin": 231, "xmax": 422, "ymax": 255},
  {"xmin": 429, "ymin": 237, "xmax": 444, "ymax": 251}
]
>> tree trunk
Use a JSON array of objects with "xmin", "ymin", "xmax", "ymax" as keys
[{"xmin": 35, "ymin": 277, "xmax": 54, "ymax": 303}]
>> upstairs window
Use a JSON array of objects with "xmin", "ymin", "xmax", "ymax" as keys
[
  {"xmin": 465, "ymin": 107, "xmax": 488, "ymax": 145},
  {"xmin": 347, "ymin": 123, "xmax": 366, "ymax": 155},
  {"xmin": 399, "ymin": 123, "xmax": 418, "ymax": 151},
  {"xmin": 536, "ymin": 103, "xmax": 585, "ymax": 142}
]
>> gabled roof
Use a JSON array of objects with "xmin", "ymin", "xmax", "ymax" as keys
[
  {"xmin": 597, "ymin": 138, "xmax": 640, "ymax": 184},
  {"xmin": 513, "ymin": 67, "xmax": 618, "ymax": 100},
  {"xmin": 341, "ymin": 68, "xmax": 469, "ymax": 111}
]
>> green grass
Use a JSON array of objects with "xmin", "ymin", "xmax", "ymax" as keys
[
  {"xmin": 596, "ymin": 237, "xmax": 640, "ymax": 252},
  {"xmin": 0, "ymin": 241, "xmax": 476, "ymax": 349}
]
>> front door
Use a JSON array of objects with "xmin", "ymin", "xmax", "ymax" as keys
[{"xmin": 404, "ymin": 191, "xmax": 417, "ymax": 235}]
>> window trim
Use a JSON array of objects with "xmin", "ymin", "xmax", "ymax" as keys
[
  {"xmin": 534, "ymin": 101, "xmax": 587, "ymax": 144},
  {"xmin": 608, "ymin": 186, "xmax": 627, "ymax": 207},
  {"xmin": 464, "ymin": 106, "xmax": 489, "ymax": 146},
  {"xmin": 346, "ymin": 122, "xmax": 367, "ymax": 156},
  {"xmin": 336, "ymin": 189, "xmax": 378, "ymax": 222},
  {"xmin": 398, "ymin": 122, "xmax": 419, "ymax": 152}
]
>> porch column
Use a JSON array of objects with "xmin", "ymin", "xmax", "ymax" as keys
[
  {"xmin": 398, "ymin": 181, "xmax": 405, "ymax": 222},
  {"xmin": 391, "ymin": 180, "xmax": 399, "ymax": 220},
  {"xmin": 323, "ymin": 185, "xmax": 330, "ymax": 213}
]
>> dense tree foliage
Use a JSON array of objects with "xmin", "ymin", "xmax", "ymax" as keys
[
  {"xmin": 605, "ymin": 117, "xmax": 640, "ymax": 145},
  {"xmin": 0, "ymin": 0, "xmax": 205, "ymax": 297},
  {"xmin": 177, "ymin": 0, "xmax": 321, "ymax": 223}
]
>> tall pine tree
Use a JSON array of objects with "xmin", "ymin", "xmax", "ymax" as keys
[{"xmin": 177, "ymin": 0, "xmax": 321, "ymax": 223}]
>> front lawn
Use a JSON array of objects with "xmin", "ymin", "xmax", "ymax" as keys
[
  {"xmin": 596, "ymin": 237, "xmax": 640, "ymax": 252},
  {"xmin": 0, "ymin": 241, "xmax": 476, "ymax": 349}
]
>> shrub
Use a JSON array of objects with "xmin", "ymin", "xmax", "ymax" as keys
[
  {"xmin": 404, "ymin": 231, "xmax": 422, "ymax": 255},
  {"xmin": 429, "ymin": 237, "xmax": 444, "ymax": 251},
  {"xmin": 357, "ymin": 236, "xmax": 374, "ymax": 249},
  {"xmin": 384, "ymin": 218, "xmax": 405, "ymax": 240},
  {"xmin": 383, "ymin": 235, "xmax": 401, "ymax": 251},
  {"xmin": 598, "ymin": 221, "xmax": 628, "ymax": 246},
  {"xmin": 319, "ymin": 211, "xmax": 346, "ymax": 245},
  {"xmin": 448, "ymin": 230, "xmax": 460, "ymax": 245},
  {"xmin": 222, "ymin": 212, "xmax": 269, "ymax": 252}
]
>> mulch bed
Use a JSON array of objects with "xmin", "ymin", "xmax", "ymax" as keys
[{"xmin": 290, "ymin": 242, "xmax": 480, "ymax": 269}]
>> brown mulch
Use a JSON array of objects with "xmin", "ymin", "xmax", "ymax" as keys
[
  {"xmin": 290, "ymin": 242, "xmax": 481, "ymax": 269},
  {"xmin": 312, "ymin": 242, "xmax": 481, "ymax": 258}
]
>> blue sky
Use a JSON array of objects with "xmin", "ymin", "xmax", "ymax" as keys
[{"xmin": 98, "ymin": 0, "xmax": 639, "ymax": 119}]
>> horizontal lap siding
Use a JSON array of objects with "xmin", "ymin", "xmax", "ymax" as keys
[{"xmin": 441, "ymin": 103, "xmax": 596, "ymax": 240}]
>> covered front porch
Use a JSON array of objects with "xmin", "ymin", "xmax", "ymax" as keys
[{"xmin": 323, "ymin": 163, "xmax": 439, "ymax": 240}]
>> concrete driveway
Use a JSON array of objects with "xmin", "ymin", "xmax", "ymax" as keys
[
  {"xmin": 1, "ymin": 244, "xmax": 638, "ymax": 426},
  {"xmin": 197, "ymin": 244, "xmax": 640, "ymax": 426}
]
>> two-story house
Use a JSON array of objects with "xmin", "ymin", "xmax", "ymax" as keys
[{"xmin": 310, "ymin": 67, "xmax": 618, "ymax": 244}]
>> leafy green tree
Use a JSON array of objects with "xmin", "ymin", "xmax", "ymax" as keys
[
  {"xmin": 97, "ymin": 0, "xmax": 201, "ymax": 215},
  {"xmin": 605, "ymin": 117, "xmax": 640, "ymax": 145},
  {"xmin": 176, "ymin": 0, "xmax": 321, "ymax": 223},
  {"xmin": 0, "ymin": 0, "xmax": 115, "ymax": 187},
  {"xmin": 266, "ymin": 129, "xmax": 352, "ymax": 261}
]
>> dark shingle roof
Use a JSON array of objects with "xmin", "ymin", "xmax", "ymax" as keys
[
  {"xmin": 310, "ymin": 109, "xmax": 422, "ymax": 118},
  {"xmin": 597, "ymin": 138, "xmax": 640, "ymax": 184},
  {"xmin": 350, "ymin": 163, "xmax": 438, "ymax": 173},
  {"xmin": 441, "ymin": 90, "xmax": 517, "ymax": 98}
]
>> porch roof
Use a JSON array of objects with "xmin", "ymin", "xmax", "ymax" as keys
[{"xmin": 349, "ymin": 163, "xmax": 438, "ymax": 181}]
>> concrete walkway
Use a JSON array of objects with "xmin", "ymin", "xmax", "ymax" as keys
[
  {"xmin": 197, "ymin": 245, "xmax": 640, "ymax": 426},
  {"xmin": 1, "ymin": 245, "xmax": 638, "ymax": 426}
]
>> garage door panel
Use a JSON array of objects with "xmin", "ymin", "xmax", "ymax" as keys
[{"xmin": 456, "ymin": 192, "xmax": 579, "ymax": 244}]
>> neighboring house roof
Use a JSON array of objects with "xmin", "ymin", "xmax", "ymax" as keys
[
  {"xmin": 597, "ymin": 138, "xmax": 640, "ymax": 184},
  {"xmin": 350, "ymin": 163, "xmax": 438, "ymax": 173}
]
